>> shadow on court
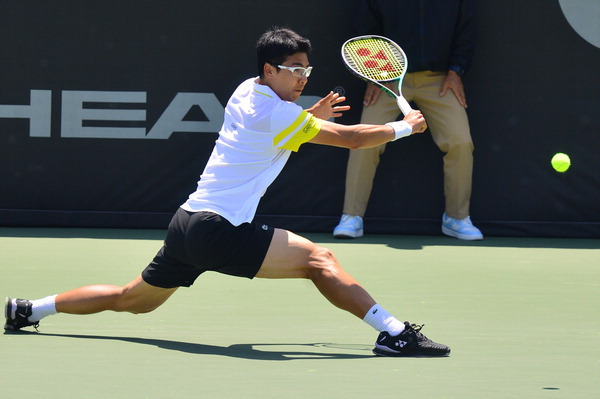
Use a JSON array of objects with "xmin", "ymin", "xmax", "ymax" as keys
[{"xmin": 5, "ymin": 331, "xmax": 374, "ymax": 361}]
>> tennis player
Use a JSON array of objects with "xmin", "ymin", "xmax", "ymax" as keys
[{"xmin": 5, "ymin": 28, "xmax": 449, "ymax": 357}]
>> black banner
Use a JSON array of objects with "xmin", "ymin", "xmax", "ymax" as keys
[{"xmin": 1, "ymin": 0, "xmax": 599, "ymax": 237}]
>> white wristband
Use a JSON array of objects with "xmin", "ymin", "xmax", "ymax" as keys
[{"xmin": 386, "ymin": 121, "xmax": 412, "ymax": 141}]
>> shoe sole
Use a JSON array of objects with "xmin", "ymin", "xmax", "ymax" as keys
[
  {"xmin": 373, "ymin": 347, "xmax": 451, "ymax": 357},
  {"xmin": 442, "ymin": 226, "xmax": 483, "ymax": 241},
  {"xmin": 4, "ymin": 297, "xmax": 14, "ymax": 330},
  {"xmin": 333, "ymin": 229, "xmax": 364, "ymax": 239}
]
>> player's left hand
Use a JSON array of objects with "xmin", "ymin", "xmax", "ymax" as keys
[
  {"xmin": 441, "ymin": 71, "xmax": 468, "ymax": 108},
  {"xmin": 306, "ymin": 91, "xmax": 351, "ymax": 120}
]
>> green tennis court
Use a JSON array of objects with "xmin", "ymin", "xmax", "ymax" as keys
[{"xmin": 1, "ymin": 228, "xmax": 598, "ymax": 398}]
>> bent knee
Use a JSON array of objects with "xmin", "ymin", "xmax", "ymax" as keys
[
  {"xmin": 306, "ymin": 246, "xmax": 341, "ymax": 280},
  {"xmin": 112, "ymin": 287, "xmax": 161, "ymax": 314},
  {"xmin": 128, "ymin": 305, "xmax": 158, "ymax": 315},
  {"xmin": 126, "ymin": 298, "xmax": 161, "ymax": 314}
]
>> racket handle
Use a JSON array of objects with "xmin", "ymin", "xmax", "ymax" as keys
[{"xmin": 396, "ymin": 96, "xmax": 413, "ymax": 116}]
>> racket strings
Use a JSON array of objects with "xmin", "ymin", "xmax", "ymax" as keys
[{"xmin": 343, "ymin": 39, "xmax": 406, "ymax": 81}]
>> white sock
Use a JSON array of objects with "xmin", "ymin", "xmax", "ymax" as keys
[
  {"xmin": 29, "ymin": 295, "xmax": 58, "ymax": 322},
  {"xmin": 363, "ymin": 304, "xmax": 406, "ymax": 336}
]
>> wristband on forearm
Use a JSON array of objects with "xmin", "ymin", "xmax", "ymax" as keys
[{"xmin": 386, "ymin": 121, "xmax": 412, "ymax": 141}]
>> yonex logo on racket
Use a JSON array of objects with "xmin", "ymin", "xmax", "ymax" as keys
[
  {"xmin": 349, "ymin": 45, "xmax": 401, "ymax": 80},
  {"xmin": 355, "ymin": 48, "xmax": 395, "ymax": 72}
]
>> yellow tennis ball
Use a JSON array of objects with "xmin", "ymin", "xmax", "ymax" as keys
[{"xmin": 551, "ymin": 153, "xmax": 571, "ymax": 172}]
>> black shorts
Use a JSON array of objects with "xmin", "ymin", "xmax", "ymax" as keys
[{"xmin": 142, "ymin": 208, "xmax": 275, "ymax": 288}]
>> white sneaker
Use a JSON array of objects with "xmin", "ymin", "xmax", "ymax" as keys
[
  {"xmin": 333, "ymin": 214, "xmax": 364, "ymax": 238},
  {"xmin": 441, "ymin": 213, "xmax": 483, "ymax": 240}
]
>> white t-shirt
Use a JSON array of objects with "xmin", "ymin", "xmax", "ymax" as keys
[{"xmin": 181, "ymin": 77, "xmax": 323, "ymax": 226}]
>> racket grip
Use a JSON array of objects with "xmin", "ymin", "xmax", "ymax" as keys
[
  {"xmin": 386, "ymin": 121, "xmax": 412, "ymax": 141},
  {"xmin": 396, "ymin": 96, "xmax": 413, "ymax": 116}
]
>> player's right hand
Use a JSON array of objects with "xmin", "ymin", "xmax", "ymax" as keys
[{"xmin": 403, "ymin": 110, "xmax": 427, "ymax": 134}]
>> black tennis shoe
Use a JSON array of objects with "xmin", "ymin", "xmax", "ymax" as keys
[
  {"xmin": 4, "ymin": 297, "xmax": 39, "ymax": 331},
  {"xmin": 373, "ymin": 322, "xmax": 450, "ymax": 357}
]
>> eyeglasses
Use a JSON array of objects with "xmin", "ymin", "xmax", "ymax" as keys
[{"xmin": 273, "ymin": 64, "xmax": 313, "ymax": 78}]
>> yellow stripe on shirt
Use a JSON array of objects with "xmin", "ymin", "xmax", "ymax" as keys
[
  {"xmin": 281, "ymin": 115, "xmax": 322, "ymax": 151},
  {"xmin": 273, "ymin": 112, "xmax": 307, "ymax": 147},
  {"xmin": 273, "ymin": 111, "xmax": 323, "ymax": 152},
  {"xmin": 253, "ymin": 88, "xmax": 273, "ymax": 98}
]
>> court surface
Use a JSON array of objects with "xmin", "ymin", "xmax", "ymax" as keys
[{"xmin": 1, "ymin": 228, "xmax": 598, "ymax": 398}]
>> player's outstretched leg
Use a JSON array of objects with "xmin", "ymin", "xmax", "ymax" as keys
[
  {"xmin": 256, "ymin": 229, "xmax": 450, "ymax": 357},
  {"xmin": 5, "ymin": 276, "xmax": 177, "ymax": 331}
]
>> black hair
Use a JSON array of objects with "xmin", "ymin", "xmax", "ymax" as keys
[{"xmin": 256, "ymin": 27, "xmax": 312, "ymax": 77}]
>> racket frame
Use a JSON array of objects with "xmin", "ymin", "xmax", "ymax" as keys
[{"xmin": 341, "ymin": 35, "xmax": 412, "ymax": 115}]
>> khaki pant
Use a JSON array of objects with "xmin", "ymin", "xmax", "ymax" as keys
[{"xmin": 343, "ymin": 71, "xmax": 474, "ymax": 220}]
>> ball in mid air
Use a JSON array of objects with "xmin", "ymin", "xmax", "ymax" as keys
[{"xmin": 551, "ymin": 153, "xmax": 571, "ymax": 172}]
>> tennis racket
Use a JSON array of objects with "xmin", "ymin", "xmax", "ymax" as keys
[{"xmin": 341, "ymin": 35, "xmax": 412, "ymax": 116}]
